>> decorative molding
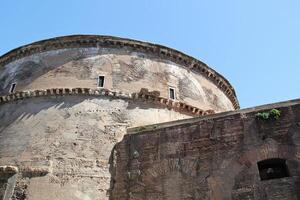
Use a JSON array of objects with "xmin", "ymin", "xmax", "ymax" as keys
[
  {"xmin": 0, "ymin": 166, "xmax": 18, "ymax": 175},
  {"xmin": 0, "ymin": 88, "xmax": 215, "ymax": 117},
  {"xmin": 0, "ymin": 35, "xmax": 239, "ymax": 109}
]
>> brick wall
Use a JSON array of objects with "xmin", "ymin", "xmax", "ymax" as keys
[{"xmin": 112, "ymin": 99, "xmax": 300, "ymax": 200}]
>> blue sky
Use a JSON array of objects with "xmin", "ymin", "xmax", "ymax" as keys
[{"xmin": 1, "ymin": 0, "xmax": 299, "ymax": 108}]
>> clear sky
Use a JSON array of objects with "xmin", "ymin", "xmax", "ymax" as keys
[{"xmin": 1, "ymin": 0, "xmax": 299, "ymax": 108}]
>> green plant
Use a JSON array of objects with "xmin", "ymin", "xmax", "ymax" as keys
[
  {"xmin": 256, "ymin": 109, "xmax": 281, "ymax": 120},
  {"xmin": 270, "ymin": 108, "xmax": 281, "ymax": 119},
  {"xmin": 256, "ymin": 112, "xmax": 270, "ymax": 120}
]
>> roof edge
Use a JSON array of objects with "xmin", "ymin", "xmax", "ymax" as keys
[
  {"xmin": 128, "ymin": 98, "xmax": 300, "ymax": 135},
  {"xmin": 0, "ymin": 34, "xmax": 239, "ymax": 109}
]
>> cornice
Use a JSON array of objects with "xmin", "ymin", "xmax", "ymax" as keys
[
  {"xmin": 0, "ymin": 35, "xmax": 239, "ymax": 109},
  {"xmin": 0, "ymin": 88, "xmax": 216, "ymax": 117}
]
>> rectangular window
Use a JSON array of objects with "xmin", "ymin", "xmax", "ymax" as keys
[
  {"xmin": 257, "ymin": 158, "xmax": 289, "ymax": 181},
  {"xmin": 169, "ymin": 87, "xmax": 175, "ymax": 100},
  {"xmin": 98, "ymin": 76, "xmax": 105, "ymax": 88},
  {"xmin": 9, "ymin": 83, "xmax": 16, "ymax": 93}
]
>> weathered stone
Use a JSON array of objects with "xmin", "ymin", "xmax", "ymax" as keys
[
  {"xmin": 1, "ymin": 35, "xmax": 297, "ymax": 200},
  {"xmin": 114, "ymin": 100, "xmax": 300, "ymax": 200}
]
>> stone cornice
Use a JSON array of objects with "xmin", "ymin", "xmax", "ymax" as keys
[
  {"xmin": 0, "ymin": 88, "xmax": 215, "ymax": 117},
  {"xmin": 0, "ymin": 35, "xmax": 239, "ymax": 109}
]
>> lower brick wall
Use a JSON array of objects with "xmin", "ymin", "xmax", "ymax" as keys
[{"xmin": 113, "ymin": 100, "xmax": 300, "ymax": 200}]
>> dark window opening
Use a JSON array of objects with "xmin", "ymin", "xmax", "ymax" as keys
[
  {"xmin": 9, "ymin": 83, "xmax": 16, "ymax": 93},
  {"xmin": 98, "ymin": 76, "xmax": 105, "ymax": 87},
  {"xmin": 169, "ymin": 87, "xmax": 175, "ymax": 100},
  {"xmin": 257, "ymin": 158, "xmax": 289, "ymax": 181}
]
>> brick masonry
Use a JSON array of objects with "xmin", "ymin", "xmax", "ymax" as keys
[
  {"xmin": 112, "ymin": 99, "xmax": 300, "ymax": 200},
  {"xmin": 0, "ymin": 35, "xmax": 239, "ymax": 200},
  {"xmin": 1, "ymin": 35, "xmax": 299, "ymax": 200}
]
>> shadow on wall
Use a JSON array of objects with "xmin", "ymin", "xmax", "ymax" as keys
[
  {"xmin": 108, "ymin": 144, "xmax": 117, "ymax": 200},
  {"xmin": 0, "ymin": 49, "xmax": 113, "ymax": 94},
  {"xmin": 0, "ymin": 93, "xmax": 180, "ymax": 134},
  {"xmin": 0, "ymin": 47, "xmax": 219, "ymax": 111},
  {"xmin": 0, "ymin": 47, "xmax": 163, "ymax": 95},
  {"xmin": 0, "ymin": 95, "xmax": 89, "ymax": 133}
]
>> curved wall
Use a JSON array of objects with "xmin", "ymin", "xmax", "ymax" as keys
[
  {"xmin": 0, "ymin": 35, "xmax": 239, "ymax": 200},
  {"xmin": 0, "ymin": 35, "xmax": 239, "ymax": 113},
  {"xmin": 0, "ymin": 95, "xmax": 191, "ymax": 200}
]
